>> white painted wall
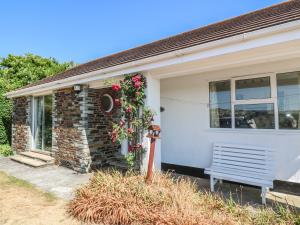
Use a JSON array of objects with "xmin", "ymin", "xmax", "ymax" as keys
[{"xmin": 160, "ymin": 58, "xmax": 300, "ymax": 183}]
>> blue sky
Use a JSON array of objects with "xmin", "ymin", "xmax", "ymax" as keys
[{"xmin": 0, "ymin": 0, "xmax": 283, "ymax": 63}]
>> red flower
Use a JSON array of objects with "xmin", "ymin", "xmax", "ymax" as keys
[
  {"xmin": 111, "ymin": 131, "xmax": 117, "ymax": 143},
  {"xmin": 127, "ymin": 128, "xmax": 133, "ymax": 134},
  {"xmin": 114, "ymin": 98, "xmax": 121, "ymax": 106},
  {"xmin": 112, "ymin": 83, "xmax": 121, "ymax": 92},
  {"xmin": 134, "ymin": 81, "xmax": 142, "ymax": 89},
  {"xmin": 128, "ymin": 145, "xmax": 133, "ymax": 153}
]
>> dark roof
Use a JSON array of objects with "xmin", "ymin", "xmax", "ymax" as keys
[{"xmin": 21, "ymin": 0, "xmax": 300, "ymax": 90}]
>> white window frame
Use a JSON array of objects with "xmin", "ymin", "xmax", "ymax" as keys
[
  {"xmin": 209, "ymin": 72, "xmax": 281, "ymax": 130},
  {"xmin": 231, "ymin": 73, "xmax": 278, "ymax": 129}
]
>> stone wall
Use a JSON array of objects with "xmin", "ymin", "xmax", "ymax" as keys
[
  {"xmin": 52, "ymin": 86, "xmax": 121, "ymax": 173},
  {"xmin": 12, "ymin": 96, "xmax": 32, "ymax": 153},
  {"xmin": 11, "ymin": 86, "xmax": 122, "ymax": 173},
  {"xmin": 86, "ymin": 88, "xmax": 121, "ymax": 170}
]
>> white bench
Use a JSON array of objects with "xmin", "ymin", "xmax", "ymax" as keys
[{"xmin": 205, "ymin": 143, "xmax": 274, "ymax": 204}]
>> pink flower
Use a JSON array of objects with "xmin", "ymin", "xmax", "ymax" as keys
[
  {"xmin": 119, "ymin": 120, "xmax": 125, "ymax": 127},
  {"xmin": 128, "ymin": 145, "xmax": 133, "ymax": 153},
  {"xmin": 112, "ymin": 83, "xmax": 121, "ymax": 92},
  {"xmin": 126, "ymin": 107, "xmax": 132, "ymax": 113},
  {"xmin": 132, "ymin": 75, "xmax": 141, "ymax": 83},
  {"xmin": 134, "ymin": 81, "xmax": 142, "ymax": 89}
]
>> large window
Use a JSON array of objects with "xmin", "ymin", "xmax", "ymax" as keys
[
  {"xmin": 209, "ymin": 71, "xmax": 300, "ymax": 130},
  {"xmin": 209, "ymin": 80, "xmax": 231, "ymax": 128},
  {"xmin": 277, "ymin": 72, "xmax": 300, "ymax": 129}
]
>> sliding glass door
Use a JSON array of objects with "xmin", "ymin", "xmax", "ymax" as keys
[{"xmin": 33, "ymin": 95, "xmax": 52, "ymax": 151}]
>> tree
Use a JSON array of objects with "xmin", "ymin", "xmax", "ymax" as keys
[{"xmin": 0, "ymin": 53, "xmax": 74, "ymax": 145}]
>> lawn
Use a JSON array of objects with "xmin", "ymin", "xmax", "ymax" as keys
[{"xmin": 0, "ymin": 171, "xmax": 80, "ymax": 225}]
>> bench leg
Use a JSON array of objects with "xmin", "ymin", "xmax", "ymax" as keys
[
  {"xmin": 210, "ymin": 176, "xmax": 215, "ymax": 192},
  {"xmin": 261, "ymin": 187, "xmax": 267, "ymax": 205}
]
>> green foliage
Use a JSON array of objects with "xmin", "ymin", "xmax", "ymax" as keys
[
  {"xmin": 0, "ymin": 53, "xmax": 74, "ymax": 145},
  {"xmin": 0, "ymin": 144, "xmax": 13, "ymax": 156}
]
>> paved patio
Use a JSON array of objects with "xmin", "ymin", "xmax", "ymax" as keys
[
  {"xmin": 0, "ymin": 157, "xmax": 92, "ymax": 199},
  {"xmin": 176, "ymin": 174, "xmax": 300, "ymax": 209}
]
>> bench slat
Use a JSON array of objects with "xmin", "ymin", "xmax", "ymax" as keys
[
  {"xmin": 214, "ymin": 147, "xmax": 272, "ymax": 156},
  {"xmin": 214, "ymin": 143, "xmax": 272, "ymax": 152},
  {"xmin": 206, "ymin": 171, "xmax": 273, "ymax": 188},
  {"xmin": 212, "ymin": 158, "xmax": 269, "ymax": 170},
  {"xmin": 206, "ymin": 167, "xmax": 274, "ymax": 180},
  {"xmin": 213, "ymin": 155, "xmax": 267, "ymax": 165}
]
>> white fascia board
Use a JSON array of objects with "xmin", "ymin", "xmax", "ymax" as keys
[{"xmin": 6, "ymin": 19, "xmax": 300, "ymax": 98}]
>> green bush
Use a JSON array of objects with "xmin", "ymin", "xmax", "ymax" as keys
[
  {"xmin": 0, "ymin": 54, "xmax": 74, "ymax": 145},
  {"xmin": 0, "ymin": 144, "xmax": 13, "ymax": 156}
]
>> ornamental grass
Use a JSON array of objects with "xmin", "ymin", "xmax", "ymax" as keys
[{"xmin": 68, "ymin": 170, "xmax": 300, "ymax": 225}]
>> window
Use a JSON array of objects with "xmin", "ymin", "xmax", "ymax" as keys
[
  {"xmin": 234, "ymin": 76, "xmax": 274, "ymax": 129},
  {"xmin": 235, "ymin": 104, "xmax": 275, "ymax": 129},
  {"xmin": 209, "ymin": 80, "xmax": 231, "ymax": 128},
  {"xmin": 100, "ymin": 94, "xmax": 114, "ymax": 113},
  {"xmin": 235, "ymin": 77, "xmax": 271, "ymax": 100},
  {"xmin": 277, "ymin": 71, "xmax": 300, "ymax": 129},
  {"xmin": 209, "ymin": 72, "xmax": 300, "ymax": 130}
]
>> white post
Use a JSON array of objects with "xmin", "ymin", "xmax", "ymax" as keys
[
  {"xmin": 121, "ymin": 139, "xmax": 128, "ymax": 155},
  {"xmin": 141, "ymin": 73, "xmax": 161, "ymax": 172}
]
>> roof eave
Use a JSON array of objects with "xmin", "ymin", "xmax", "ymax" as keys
[{"xmin": 6, "ymin": 19, "xmax": 300, "ymax": 98}]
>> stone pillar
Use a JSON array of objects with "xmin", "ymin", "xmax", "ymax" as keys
[
  {"xmin": 142, "ymin": 73, "xmax": 161, "ymax": 171},
  {"xmin": 12, "ymin": 96, "xmax": 32, "ymax": 153},
  {"xmin": 52, "ymin": 86, "xmax": 91, "ymax": 173}
]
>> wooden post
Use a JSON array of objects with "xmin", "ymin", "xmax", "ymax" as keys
[{"xmin": 145, "ymin": 125, "xmax": 161, "ymax": 184}]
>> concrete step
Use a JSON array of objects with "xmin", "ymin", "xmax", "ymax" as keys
[
  {"xmin": 30, "ymin": 149, "xmax": 51, "ymax": 156},
  {"xmin": 20, "ymin": 151, "xmax": 54, "ymax": 163},
  {"xmin": 10, "ymin": 155, "xmax": 48, "ymax": 167}
]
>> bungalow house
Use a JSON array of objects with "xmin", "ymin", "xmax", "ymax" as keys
[{"xmin": 6, "ymin": 1, "xmax": 300, "ymax": 190}]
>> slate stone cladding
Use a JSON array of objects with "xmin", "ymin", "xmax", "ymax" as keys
[
  {"xmin": 52, "ymin": 86, "xmax": 121, "ymax": 173},
  {"xmin": 85, "ymin": 88, "xmax": 121, "ymax": 170},
  {"xmin": 12, "ymin": 96, "xmax": 32, "ymax": 153}
]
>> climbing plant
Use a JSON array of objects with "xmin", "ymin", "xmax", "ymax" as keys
[{"xmin": 108, "ymin": 74, "xmax": 154, "ymax": 170}]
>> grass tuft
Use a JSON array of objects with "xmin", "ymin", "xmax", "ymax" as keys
[{"xmin": 68, "ymin": 170, "xmax": 300, "ymax": 225}]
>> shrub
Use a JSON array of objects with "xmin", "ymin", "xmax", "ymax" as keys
[
  {"xmin": 69, "ymin": 171, "xmax": 300, "ymax": 225},
  {"xmin": 0, "ymin": 144, "xmax": 13, "ymax": 156}
]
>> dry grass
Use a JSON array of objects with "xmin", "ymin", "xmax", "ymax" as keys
[
  {"xmin": 0, "ymin": 171, "xmax": 80, "ymax": 225},
  {"xmin": 69, "ymin": 170, "xmax": 299, "ymax": 225}
]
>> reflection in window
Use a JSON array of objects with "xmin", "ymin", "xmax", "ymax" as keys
[
  {"xmin": 277, "ymin": 72, "xmax": 300, "ymax": 129},
  {"xmin": 235, "ymin": 104, "xmax": 275, "ymax": 129},
  {"xmin": 209, "ymin": 80, "xmax": 231, "ymax": 128},
  {"xmin": 236, "ymin": 77, "xmax": 271, "ymax": 100}
]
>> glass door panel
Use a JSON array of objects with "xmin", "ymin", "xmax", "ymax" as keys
[
  {"xmin": 33, "ymin": 95, "xmax": 52, "ymax": 151},
  {"xmin": 34, "ymin": 96, "xmax": 43, "ymax": 150}
]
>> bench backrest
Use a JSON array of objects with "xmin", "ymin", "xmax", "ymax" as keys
[{"xmin": 212, "ymin": 143, "xmax": 274, "ymax": 179}]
